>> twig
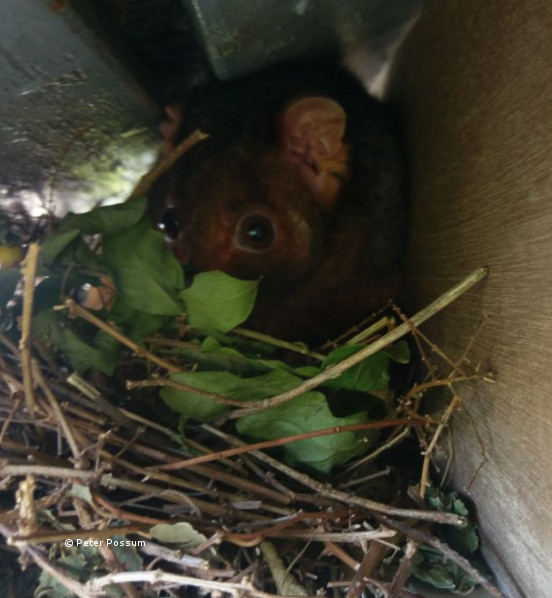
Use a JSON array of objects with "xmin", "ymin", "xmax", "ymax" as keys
[
  {"xmin": 8, "ymin": 526, "xmax": 147, "ymax": 546},
  {"xmin": 461, "ymin": 401, "xmax": 491, "ymax": 493},
  {"xmin": 0, "ymin": 488, "xmax": 68, "ymax": 527},
  {"xmin": 62, "ymin": 299, "xmax": 180, "ymax": 373},
  {"xmin": 400, "ymin": 374, "xmax": 481, "ymax": 416},
  {"xmin": 346, "ymin": 316, "xmax": 395, "ymax": 345},
  {"xmin": 140, "ymin": 366, "xmax": 475, "ymax": 420},
  {"xmin": 346, "ymin": 535, "xmax": 392, "ymax": 598},
  {"xmin": 127, "ymin": 129, "xmax": 208, "ymax": 201},
  {"xmin": 340, "ymin": 467, "xmax": 392, "ymax": 489},
  {"xmin": 91, "ymin": 492, "xmax": 167, "ymax": 526},
  {"xmin": 387, "ymin": 539, "xmax": 419, "ymax": 598},
  {"xmin": 0, "ymin": 463, "xmax": 103, "ymax": 481},
  {"xmin": 156, "ymin": 417, "xmax": 432, "ymax": 471},
  {"xmin": 72, "ymin": 497, "xmax": 142, "ymax": 598},
  {"xmin": 118, "ymin": 407, "xmax": 182, "ymax": 439},
  {"xmin": 259, "ymin": 528, "xmax": 396, "ymax": 543},
  {"xmin": 127, "ymin": 377, "xmax": 251, "ymax": 407},
  {"xmin": 66, "ymin": 373, "xmax": 139, "ymax": 430},
  {"xmin": 0, "ymin": 524, "xmax": 90, "ymax": 598},
  {"xmin": 393, "ymin": 304, "xmax": 468, "ymax": 378},
  {"xmin": 0, "ymin": 392, "xmax": 24, "ymax": 445},
  {"xmin": 145, "ymin": 336, "xmax": 276, "ymax": 375},
  {"xmin": 140, "ymin": 541, "xmax": 234, "ymax": 579},
  {"xmin": 321, "ymin": 302, "xmax": 394, "ymax": 350},
  {"xmin": 88, "ymin": 569, "xmax": 317, "ymax": 598},
  {"xmin": 260, "ymin": 541, "xmax": 308, "ymax": 596},
  {"xmin": 31, "ymin": 360, "xmax": 83, "ymax": 467},
  {"xmin": 0, "ymin": 463, "xmax": 231, "ymax": 519},
  {"xmin": 379, "ymin": 517, "xmax": 505, "ymax": 598},
  {"xmin": 324, "ymin": 542, "xmax": 359, "ymax": 570},
  {"xmin": 233, "ymin": 327, "xmax": 326, "ymax": 361},
  {"xmin": 19, "ymin": 242, "xmax": 41, "ymax": 416},
  {"xmin": 94, "ymin": 432, "xmax": 293, "ymax": 506},
  {"xmin": 201, "ymin": 425, "xmax": 466, "ymax": 526},
  {"xmin": 215, "ymin": 510, "xmax": 383, "ymax": 547},
  {"xmin": 62, "ymin": 403, "xmax": 108, "ymax": 426},
  {"xmin": 420, "ymin": 394, "xmax": 462, "ymax": 498},
  {"xmin": 0, "ymin": 332, "xmax": 19, "ymax": 357},
  {"xmin": 452, "ymin": 314, "xmax": 489, "ymax": 375},
  {"xmin": 439, "ymin": 425, "xmax": 455, "ymax": 488},
  {"xmin": 96, "ymin": 453, "xmax": 225, "ymax": 503},
  {"xmin": 229, "ymin": 267, "xmax": 488, "ymax": 418},
  {"xmin": 343, "ymin": 428, "xmax": 411, "ymax": 473}
]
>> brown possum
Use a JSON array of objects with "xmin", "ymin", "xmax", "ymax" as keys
[{"xmin": 148, "ymin": 62, "xmax": 407, "ymax": 342}]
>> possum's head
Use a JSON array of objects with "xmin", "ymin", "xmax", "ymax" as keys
[{"xmin": 151, "ymin": 95, "xmax": 350, "ymax": 289}]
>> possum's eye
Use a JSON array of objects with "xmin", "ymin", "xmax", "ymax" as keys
[
  {"xmin": 157, "ymin": 206, "xmax": 180, "ymax": 240},
  {"xmin": 236, "ymin": 214, "xmax": 275, "ymax": 251}
]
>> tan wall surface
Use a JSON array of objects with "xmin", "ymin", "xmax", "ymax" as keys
[{"xmin": 388, "ymin": 1, "xmax": 552, "ymax": 596}]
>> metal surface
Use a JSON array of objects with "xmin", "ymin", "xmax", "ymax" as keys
[
  {"xmin": 0, "ymin": 0, "xmax": 431, "ymax": 217},
  {"xmin": 0, "ymin": 0, "xmax": 159, "ymax": 216},
  {"xmin": 183, "ymin": 0, "xmax": 430, "ymax": 84}
]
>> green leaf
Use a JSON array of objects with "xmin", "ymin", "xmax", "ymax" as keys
[
  {"xmin": 33, "ymin": 310, "xmax": 116, "ymax": 375},
  {"xmin": 102, "ymin": 220, "xmax": 184, "ymax": 316},
  {"xmin": 40, "ymin": 229, "xmax": 81, "ymax": 269},
  {"xmin": 57, "ymin": 554, "xmax": 91, "ymax": 579},
  {"xmin": 110, "ymin": 536, "xmax": 143, "ymax": 571},
  {"xmin": 37, "ymin": 570, "xmax": 78, "ymax": 598},
  {"xmin": 425, "ymin": 487, "xmax": 480, "ymax": 555},
  {"xmin": 411, "ymin": 549, "xmax": 479, "ymax": 592},
  {"xmin": 200, "ymin": 336, "xmax": 304, "ymax": 376},
  {"xmin": 201, "ymin": 336, "xmax": 234, "ymax": 353},
  {"xmin": 39, "ymin": 229, "xmax": 106, "ymax": 274},
  {"xmin": 181, "ymin": 270, "xmax": 259, "ymax": 332},
  {"xmin": 56, "ymin": 328, "xmax": 116, "ymax": 375},
  {"xmin": 411, "ymin": 557, "xmax": 456, "ymax": 590},
  {"xmin": 322, "ymin": 345, "xmax": 391, "ymax": 391},
  {"xmin": 67, "ymin": 485, "xmax": 93, "ymax": 504},
  {"xmin": 411, "ymin": 491, "xmax": 483, "ymax": 592},
  {"xmin": 448, "ymin": 523, "xmax": 480, "ymax": 557},
  {"xmin": 208, "ymin": 330, "xmax": 278, "ymax": 356},
  {"xmin": 150, "ymin": 522, "xmax": 209, "ymax": 549},
  {"xmin": 92, "ymin": 329, "xmax": 121, "ymax": 363},
  {"xmin": 384, "ymin": 340, "xmax": 411, "ymax": 364},
  {"xmin": 0, "ymin": 268, "xmax": 20, "ymax": 308},
  {"xmin": 74, "ymin": 240, "xmax": 106, "ymax": 271},
  {"xmin": 32, "ymin": 308, "xmax": 61, "ymax": 342},
  {"xmin": 162, "ymin": 369, "xmax": 300, "ymax": 422},
  {"xmin": 101, "ymin": 585, "xmax": 125, "ymax": 598},
  {"xmin": 455, "ymin": 570, "xmax": 479, "ymax": 593},
  {"xmin": 237, "ymin": 393, "xmax": 371, "ymax": 474},
  {"xmin": 198, "ymin": 337, "xmax": 272, "ymax": 375},
  {"xmin": 109, "ymin": 299, "xmax": 173, "ymax": 341},
  {"xmin": 293, "ymin": 365, "xmax": 322, "ymax": 377},
  {"xmin": 58, "ymin": 196, "xmax": 148, "ymax": 235}
]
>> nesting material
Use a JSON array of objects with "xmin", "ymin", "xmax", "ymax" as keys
[{"xmin": 0, "ymin": 146, "xmax": 499, "ymax": 597}]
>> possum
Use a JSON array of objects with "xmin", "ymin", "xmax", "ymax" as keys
[{"xmin": 148, "ymin": 61, "xmax": 407, "ymax": 342}]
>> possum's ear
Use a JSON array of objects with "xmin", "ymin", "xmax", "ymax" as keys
[
  {"xmin": 282, "ymin": 97, "xmax": 349, "ymax": 209},
  {"xmin": 160, "ymin": 104, "xmax": 182, "ymax": 155},
  {"xmin": 283, "ymin": 97, "xmax": 346, "ymax": 160}
]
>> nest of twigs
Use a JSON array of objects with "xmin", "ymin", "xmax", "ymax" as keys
[{"xmin": 0, "ymin": 134, "xmax": 501, "ymax": 598}]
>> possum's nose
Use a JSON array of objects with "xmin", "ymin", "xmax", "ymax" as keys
[
  {"xmin": 157, "ymin": 206, "xmax": 192, "ymax": 266},
  {"xmin": 157, "ymin": 205, "xmax": 180, "ymax": 240}
]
